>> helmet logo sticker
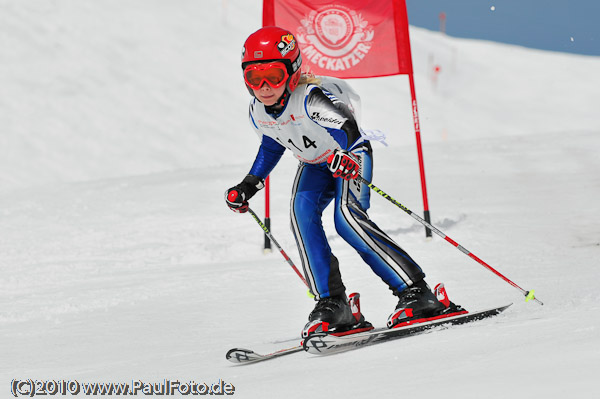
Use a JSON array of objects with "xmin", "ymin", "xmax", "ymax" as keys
[
  {"xmin": 277, "ymin": 34, "xmax": 296, "ymax": 57},
  {"xmin": 254, "ymin": 50, "xmax": 264, "ymax": 58},
  {"xmin": 297, "ymin": 5, "xmax": 374, "ymax": 72}
]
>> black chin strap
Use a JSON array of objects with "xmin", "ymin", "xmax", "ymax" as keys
[{"xmin": 265, "ymin": 90, "xmax": 289, "ymax": 114}]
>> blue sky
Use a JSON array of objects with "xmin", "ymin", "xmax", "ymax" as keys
[{"xmin": 406, "ymin": 0, "xmax": 600, "ymax": 56}]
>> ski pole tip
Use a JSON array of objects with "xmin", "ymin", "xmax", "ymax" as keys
[
  {"xmin": 525, "ymin": 290, "xmax": 535, "ymax": 301},
  {"xmin": 525, "ymin": 290, "xmax": 543, "ymax": 305},
  {"xmin": 307, "ymin": 289, "xmax": 315, "ymax": 299}
]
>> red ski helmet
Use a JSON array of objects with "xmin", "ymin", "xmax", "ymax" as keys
[{"xmin": 241, "ymin": 26, "xmax": 303, "ymax": 96}]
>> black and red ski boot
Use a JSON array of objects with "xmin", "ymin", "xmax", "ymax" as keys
[
  {"xmin": 302, "ymin": 292, "xmax": 373, "ymax": 338},
  {"xmin": 387, "ymin": 281, "xmax": 467, "ymax": 329}
]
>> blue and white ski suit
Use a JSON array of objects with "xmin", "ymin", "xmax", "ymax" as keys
[{"xmin": 247, "ymin": 77, "xmax": 425, "ymax": 300}]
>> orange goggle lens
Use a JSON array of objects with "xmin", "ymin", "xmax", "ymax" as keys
[{"xmin": 244, "ymin": 62, "xmax": 289, "ymax": 90}]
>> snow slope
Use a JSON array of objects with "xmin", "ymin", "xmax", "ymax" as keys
[{"xmin": 1, "ymin": 1, "xmax": 599, "ymax": 398}]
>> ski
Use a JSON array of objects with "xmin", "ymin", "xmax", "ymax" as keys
[
  {"xmin": 226, "ymin": 344, "xmax": 303, "ymax": 364},
  {"xmin": 303, "ymin": 303, "xmax": 512, "ymax": 355}
]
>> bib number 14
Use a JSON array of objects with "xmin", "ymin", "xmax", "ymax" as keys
[{"xmin": 288, "ymin": 136, "xmax": 317, "ymax": 152}]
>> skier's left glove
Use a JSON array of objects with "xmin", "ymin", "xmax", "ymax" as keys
[
  {"xmin": 225, "ymin": 174, "xmax": 265, "ymax": 213},
  {"xmin": 327, "ymin": 149, "xmax": 360, "ymax": 180}
]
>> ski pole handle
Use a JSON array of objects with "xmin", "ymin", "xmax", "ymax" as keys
[{"xmin": 358, "ymin": 176, "xmax": 543, "ymax": 306}]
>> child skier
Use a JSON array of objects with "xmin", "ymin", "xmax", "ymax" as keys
[{"xmin": 225, "ymin": 26, "xmax": 464, "ymax": 336}]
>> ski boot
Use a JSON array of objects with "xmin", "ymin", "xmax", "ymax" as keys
[
  {"xmin": 302, "ymin": 292, "xmax": 373, "ymax": 338},
  {"xmin": 387, "ymin": 281, "xmax": 467, "ymax": 329}
]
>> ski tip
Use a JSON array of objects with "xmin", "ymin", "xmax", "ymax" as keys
[
  {"xmin": 225, "ymin": 348, "xmax": 253, "ymax": 360},
  {"xmin": 497, "ymin": 303, "xmax": 513, "ymax": 311}
]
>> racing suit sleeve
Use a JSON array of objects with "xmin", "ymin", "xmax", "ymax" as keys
[
  {"xmin": 248, "ymin": 134, "xmax": 286, "ymax": 180},
  {"xmin": 305, "ymin": 87, "xmax": 363, "ymax": 151},
  {"xmin": 246, "ymin": 101, "xmax": 286, "ymax": 180}
]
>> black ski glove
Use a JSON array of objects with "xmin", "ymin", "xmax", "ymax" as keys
[{"xmin": 225, "ymin": 174, "xmax": 265, "ymax": 213}]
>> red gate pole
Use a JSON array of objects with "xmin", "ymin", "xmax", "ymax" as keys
[
  {"xmin": 262, "ymin": 4, "xmax": 274, "ymax": 253},
  {"xmin": 395, "ymin": 0, "xmax": 433, "ymax": 238},
  {"xmin": 439, "ymin": 11, "xmax": 447, "ymax": 34},
  {"xmin": 407, "ymin": 75, "xmax": 432, "ymax": 238},
  {"xmin": 264, "ymin": 175, "xmax": 272, "ymax": 253}
]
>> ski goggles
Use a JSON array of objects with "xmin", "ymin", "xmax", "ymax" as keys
[{"xmin": 243, "ymin": 62, "xmax": 289, "ymax": 90}]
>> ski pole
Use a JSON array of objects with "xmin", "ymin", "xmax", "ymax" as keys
[
  {"xmin": 247, "ymin": 207, "xmax": 310, "ymax": 291},
  {"xmin": 358, "ymin": 176, "xmax": 543, "ymax": 305}
]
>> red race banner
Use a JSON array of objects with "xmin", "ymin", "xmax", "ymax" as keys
[{"xmin": 263, "ymin": 0, "xmax": 413, "ymax": 78}]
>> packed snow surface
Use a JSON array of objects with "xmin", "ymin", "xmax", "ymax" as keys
[{"xmin": 1, "ymin": 1, "xmax": 599, "ymax": 398}]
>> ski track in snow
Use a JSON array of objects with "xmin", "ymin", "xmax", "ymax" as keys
[{"xmin": 1, "ymin": 1, "xmax": 599, "ymax": 398}]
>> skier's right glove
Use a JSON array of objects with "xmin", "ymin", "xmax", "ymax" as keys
[{"xmin": 225, "ymin": 174, "xmax": 265, "ymax": 213}]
